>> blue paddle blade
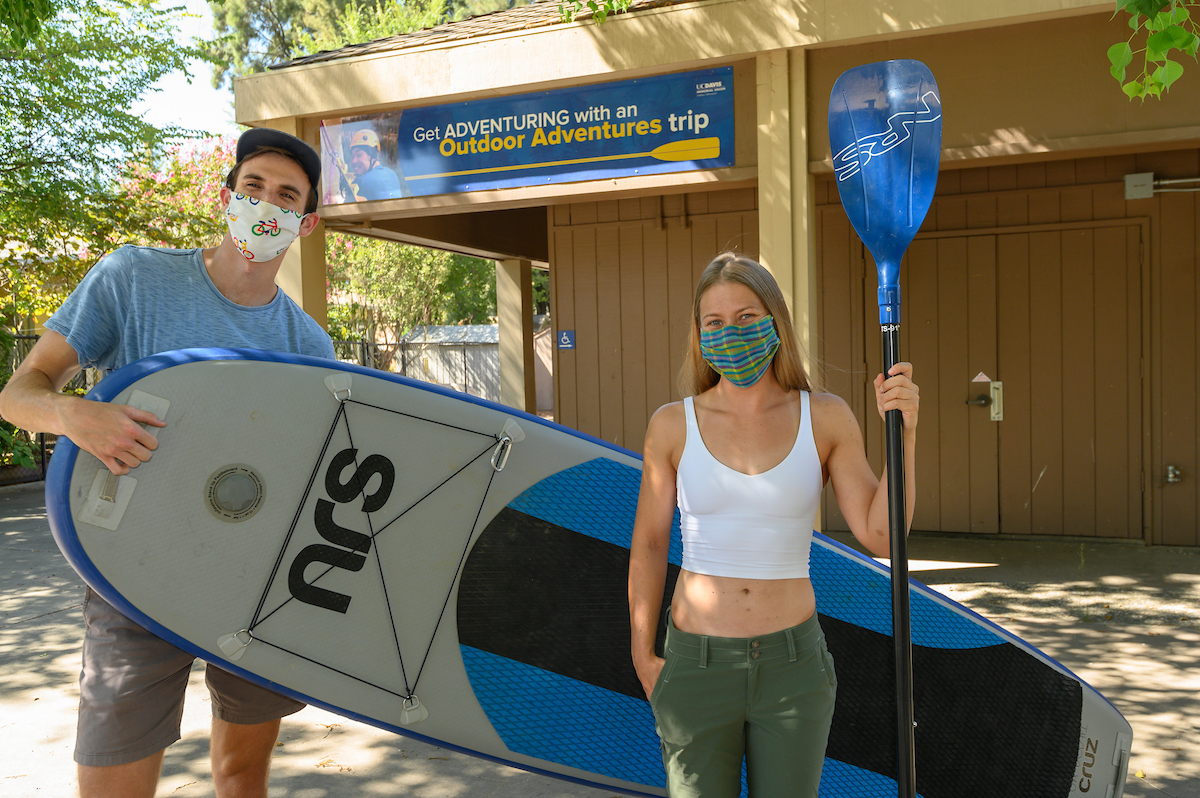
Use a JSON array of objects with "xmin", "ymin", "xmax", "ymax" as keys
[{"xmin": 829, "ymin": 60, "xmax": 942, "ymax": 325}]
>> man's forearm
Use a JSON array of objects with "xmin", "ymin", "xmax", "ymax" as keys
[{"xmin": 0, "ymin": 368, "xmax": 76, "ymax": 436}]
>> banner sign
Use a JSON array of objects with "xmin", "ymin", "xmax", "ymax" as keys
[{"xmin": 319, "ymin": 66, "xmax": 734, "ymax": 205}]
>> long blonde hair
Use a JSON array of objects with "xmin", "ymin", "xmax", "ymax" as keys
[{"xmin": 678, "ymin": 252, "xmax": 816, "ymax": 397}]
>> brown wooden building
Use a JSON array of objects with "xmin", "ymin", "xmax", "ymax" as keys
[{"xmin": 237, "ymin": 0, "xmax": 1200, "ymax": 547}]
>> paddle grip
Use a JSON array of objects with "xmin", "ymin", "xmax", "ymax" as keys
[{"xmin": 883, "ymin": 328, "xmax": 917, "ymax": 798}]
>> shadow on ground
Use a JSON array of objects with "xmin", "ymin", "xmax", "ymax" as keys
[{"xmin": 3, "ymin": 486, "xmax": 1198, "ymax": 797}]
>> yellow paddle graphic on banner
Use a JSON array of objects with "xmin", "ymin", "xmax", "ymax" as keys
[{"xmin": 408, "ymin": 137, "xmax": 721, "ymax": 181}]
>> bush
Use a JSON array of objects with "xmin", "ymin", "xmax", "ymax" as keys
[{"xmin": 0, "ymin": 327, "xmax": 37, "ymax": 469}]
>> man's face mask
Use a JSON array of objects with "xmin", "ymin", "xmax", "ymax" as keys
[{"xmin": 224, "ymin": 192, "xmax": 306, "ymax": 262}]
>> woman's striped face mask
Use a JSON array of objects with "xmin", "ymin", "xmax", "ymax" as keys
[{"xmin": 699, "ymin": 315, "xmax": 780, "ymax": 387}]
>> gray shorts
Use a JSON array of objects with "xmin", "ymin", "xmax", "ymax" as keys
[{"xmin": 75, "ymin": 587, "xmax": 305, "ymax": 767}]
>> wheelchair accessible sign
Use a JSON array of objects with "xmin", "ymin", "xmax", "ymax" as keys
[{"xmin": 557, "ymin": 331, "xmax": 575, "ymax": 350}]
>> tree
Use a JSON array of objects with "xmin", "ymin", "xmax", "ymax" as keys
[
  {"xmin": 2, "ymin": 137, "xmax": 235, "ymax": 336},
  {"xmin": 0, "ymin": 0, "xmax": 56, "ymax": 47},
  {"xmin": 326, "ymin": 234, "xmax": 496, "ymax": 346},
  {"xmin": 0, "ymin": 327, "xmax": 36, "ymax": 467},
  {"xmin": 1, "ymin": 0, "xmax": 202, "ymax": 336},
  {"xmin": 202, "ymin": 0, "xmax": 501, "ymax": 358},
  {"xmin": 0, "ymin": 0, "xmax": 199, "ymax": 254},
  {"xmin": 299, "ymin": 0, "xmax": 497, "ymax": 355},
  {"xmin": 440, "ymin": 252, "xmax": 501, "ymax": 325},
  {"xmin": 111, "ymin": 137, "xmax": 236, "ymax": 250},
  {"xmin": 295, "ymin": 0, "xmax": 444, "ymax": 54},
  {"xmin": 207, "ymin": 0, "xmax": 355, "ymax": 88},
  {"xmin": 557, "ymin": 0, "xmax": 629, "ymax": 24},
  {"xmin": 209, "ymin": 0, "xmax": 527, "ymax": 87},
  {"xmin": 1109, "ymin": 1, "xmax": 1200, "ymax": 98}
]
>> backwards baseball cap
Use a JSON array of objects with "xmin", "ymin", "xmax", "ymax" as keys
[{"xmin": 236, "ymin": 128, "xmax": 321, "ymax": 192}]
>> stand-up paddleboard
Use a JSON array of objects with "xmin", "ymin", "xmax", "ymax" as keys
[{"xmin": 47, "ymin": 349, "xmax": 1131, "ymax": 798}]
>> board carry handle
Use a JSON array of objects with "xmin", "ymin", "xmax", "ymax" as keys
[
  {"xmin": 491, "ymin": 418, "xmax": 526, "ymax": 472},
  {"xmin": 217, "ymin": 629, "xmax": 253, "ymax": 662},
  {"xmin": 77, "ymin": 389, "xmax": 172, "ymax": 531},
  {"xmin": 1110, "ymin": 732, "xmax": 1132, "ymax": 798},
  {"xmin": 324, "ymin": 372, "xmax": 352, "ymax": 402},
  {"xmin": 400, "ymin": 694, "xmax": 430, "ymax": 725}
]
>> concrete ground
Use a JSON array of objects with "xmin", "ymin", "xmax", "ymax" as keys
[{"xmin": 2, "ymin": 481, "xmax": 1197, "ymax": 797}]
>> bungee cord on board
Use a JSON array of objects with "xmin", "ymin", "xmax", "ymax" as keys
[{"xmin": 231, "ymin": 395, "xmax": 510, "ymax": 711}]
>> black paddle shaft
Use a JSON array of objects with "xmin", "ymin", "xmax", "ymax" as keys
[{"xmin": 883, "ymin": 326, "xmax": 916, "ymax": 798}]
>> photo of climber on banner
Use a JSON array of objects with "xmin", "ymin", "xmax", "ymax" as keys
[{"xmin": 319, "ymin": 114, "xmax": 411, "ymax": 204}]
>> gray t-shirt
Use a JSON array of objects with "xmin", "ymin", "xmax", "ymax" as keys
[{"xmin": 47, "ymin": 246, "xmax": 335, "ymax": 371}]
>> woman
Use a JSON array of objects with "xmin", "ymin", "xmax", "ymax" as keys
[{"xmin": 628, "ymin": 252, "xmax": 919, "ymax": 797}]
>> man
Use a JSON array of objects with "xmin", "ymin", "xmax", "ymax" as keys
[
  {"xmin": 346, "ymin": 128, "xmax": 408, "ymax": 200},
  {"xmin": 0, "ymin": 128, "xmax": 334, "ymax": 798}
]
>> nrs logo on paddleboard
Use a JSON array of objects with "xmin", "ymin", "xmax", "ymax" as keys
[{"xmin": 288, "ymin": 448, "xmax": 395, "ymax": 614}]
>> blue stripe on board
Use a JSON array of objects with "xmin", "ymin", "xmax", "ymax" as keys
[
  {"xmin": 809, "ymin": 545, "xmax": 1002, "ymax": 650},
  {"xmin": 461, "ymin": 645, "xmax": 667, "ymax": 788},
  {"xmin": 461, "ymin": 646, "xmax": 924, "ymax": 798},
  {"xmin": 508, "ymin": 458, "xmax": 1003, "ymax": 650},
  {"xmin": 508, "ymin": 457, "xmax": 684, "ymax": 564}
]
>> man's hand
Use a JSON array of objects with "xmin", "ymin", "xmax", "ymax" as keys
[
  {"xmin": 59, "ymin": 399, "xmax": 165, "ymax": 475},
  {"xmin": 0, "ymin": 330, "xmax": 166, "ymax": 476}
]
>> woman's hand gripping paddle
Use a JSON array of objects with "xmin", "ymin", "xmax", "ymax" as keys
[{"xmin": 828, "ymin": 59, "xmax": 942, "ymax": 798}]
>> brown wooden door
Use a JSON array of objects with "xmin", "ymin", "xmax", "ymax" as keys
[
  {"xmin": 825, "ymin": 219, "xmax": 1145, "ymax": 539},
  {"xmin": 550, "ymin": 190, "xmax": 759, "ymax": 451},
  {"xmin": 863, "ymin": 235, "xmax": 1001, "ymax": 535}
]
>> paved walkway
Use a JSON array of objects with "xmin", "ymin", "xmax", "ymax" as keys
[{"xmin": 2, "ymin": 482, "xmax": 1197, "ymax": 797}]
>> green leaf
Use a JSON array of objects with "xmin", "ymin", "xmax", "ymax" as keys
[
  {"xmin": 1147, "ymin": 29, "xmax": 1174, "ymax": 58},
  {"xmin": 1123, "ymin": 78, "xmax": 1147, "ymax": 98},
  {"xmin": 1149, "ymin": 4, "xmax": 1192, "ymax": 28},
  {"xmin": 1165, "ymin": 23, "xmax": 1194, "ymax": 47},
  {"xmin": 1109, "ymin": 41, "xmax": 1134, "ymax": 80},
  {"xmin": 1185, "ymin": 32, "xmax": 1200, "ymax": 57},
  {"xmin": 1134, "ymin": 0, "xmax": 1171, "ymax": 16},
  {"xmin": 1154, "ymin": 57, "xmax": 1185, "ymax": 88}
]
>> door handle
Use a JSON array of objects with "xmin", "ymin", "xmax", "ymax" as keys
[{"xmin": 966, "ymin": 382, "xmax": 1003, "ymax": 421}]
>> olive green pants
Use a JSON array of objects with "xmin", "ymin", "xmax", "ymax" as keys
[{"xmin": 649, "ymin": 613, "xmax": 837, "ymax": 797}]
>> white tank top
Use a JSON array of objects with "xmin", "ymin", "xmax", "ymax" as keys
[{"xmin": 676, "ymin": 391, "xmax": 823, "ymax": 579}]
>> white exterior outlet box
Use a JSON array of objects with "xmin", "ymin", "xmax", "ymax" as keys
[{"xmin": 1124, "ymin": 172, "xmax": 1154, "ymax": 200}]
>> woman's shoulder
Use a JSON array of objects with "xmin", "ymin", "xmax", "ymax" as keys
[
  {"xmin": 644, "ymin": 400, "xmax": 687, "ymax": 455},
  {"xmin": 648, "ymin": 399, "xmax": 687, "ymax": 430},
  {"xmin": 807, "ymin": 390, "xmax": 851, "ymax": 411},
  {"xmin": 807, "ymin": 391, "xmax": 858, "ymax": 432}
]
